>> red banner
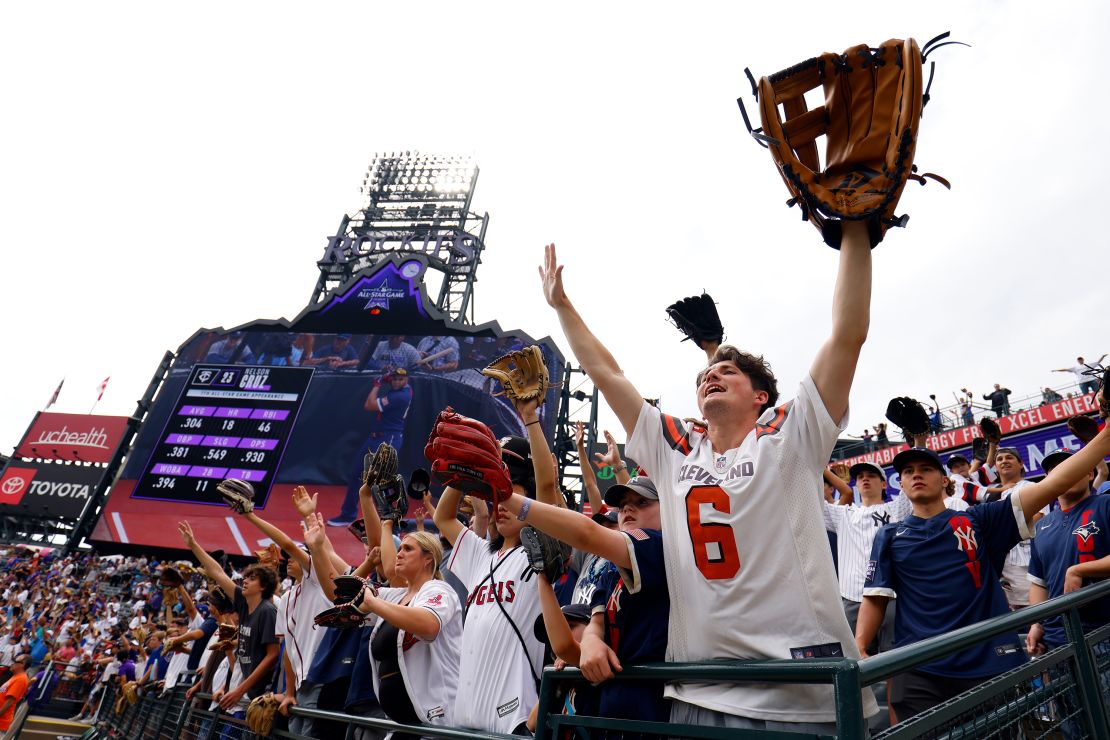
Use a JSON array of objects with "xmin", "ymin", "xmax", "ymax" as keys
[
  {"xmin": 15, "ymin": 412, "xmax": 130, "ymax": 464},
  {"xmin": 0, "ymin": 466, "xmax": 37, "ymax": 506},
  {"xmin": 834, "ymin": 392, "xmax": 1100, "ymax": 467}
]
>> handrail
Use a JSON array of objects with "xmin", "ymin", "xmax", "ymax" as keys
[{"xmin": 858, "ymin": 578, "xmax": 1110, "ymax": 683}]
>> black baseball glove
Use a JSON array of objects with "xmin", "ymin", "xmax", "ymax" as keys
[
  {"xmin": 666, "ymin": 294, "xmax": 724, "ymax": 346},
  {"xmin": 979, "ymin": 417, "xmax": 1002, "ymax": 445},
  {"xmin": 364, "ymin": 442, "xmax": 399, "ymax": 487},
  {"xmin": 885, "ymin": 397, "xmax": 931, "ymax": 436},
  {"xmin": 520, "ymin": 526, "xmax": 570, "ymax": 583},
  {"xmin": 372, "ymin": 475, "xmax": 408, "ymax": 524}
]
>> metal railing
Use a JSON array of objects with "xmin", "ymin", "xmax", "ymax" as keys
[
  {"xmin": 82, "ymin": 581, "xmax": 1110, "ymax": 739},
  {"xmin": 535, "ymin": 579, "xmax": 1110, "ymax": 739}
]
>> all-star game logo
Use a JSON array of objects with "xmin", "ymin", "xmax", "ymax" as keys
[{"xmin": 357, "ymin": 279, "xmax": 406, "ymax": 312}]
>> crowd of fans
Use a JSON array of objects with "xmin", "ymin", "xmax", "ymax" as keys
[{"xmin": 2, "ymin": 240, "xmax": 1107, "ymax": 737}]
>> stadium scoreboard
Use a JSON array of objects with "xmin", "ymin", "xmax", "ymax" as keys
[{"xmin": 132, "ymin": 364, "xmax": 313, "ymax": 505}]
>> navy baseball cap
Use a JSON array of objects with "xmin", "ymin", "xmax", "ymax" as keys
[
  {"xmin": 591, "ymin": 509, "xmax": 619, "ymax": 525},
  {"xmin": 892, "ymin": 447, "xmax": 945, "ymax": 474},
  {"xmin": 1042, "ymin": 448, "xmax": 1074, "ymax": 472},
  {"xmin": 849, "ymin": 462, "xmax": 885, "ymax": 479},
  {"xmin": 945, "ymin": 454, "xmax": 970, "ymax": 469},
  {"xmin": 603, "ymin": 476, "xmax": 659, "ymax": 508}
]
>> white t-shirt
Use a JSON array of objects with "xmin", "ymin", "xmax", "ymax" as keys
[
  {"xmin": 627, "ymin": 375, "xmax": 879, "ymax": 722},
  {"xmin": 823, "ymin": 494, "xmax": 912, "ymax": 601},
  {"xmin": 446, "ymin": 528, "xmax": 543, "ymax": 733},
  {"xmin": 367, "ymin": 580, "xmax": 462, "ymax": 726},
  {"xmin": 275, "ymin": 563, "xmax": 331, "ymax": 688},
  {"xmin": 164, "ymin": 613, "xmax": 204, "ymax": 689},
  {"xmin": 209, "ymin": 657, "xmax": 251, "ymax": 713}
]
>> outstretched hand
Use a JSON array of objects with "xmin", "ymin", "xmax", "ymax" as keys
[
  {"xmin": 292, "ymin": 486, "xmax": 318, "ymax": 518},
  {"xmin": 177, "ymin": 521, "xmax": 196, "ymax": 548},
  {"xmin": 303, "ymin": 513, "xmax": 326, "ymax": 550},
  {"xmin": 539, "ymin": 243, "xmax": 568, "ymax": 309},
  {"xmin": 593, "ymin": 431, "xmax": 621, "ymax": 470},
  {"xmin": 574, "ymin": 421, "xmax": 586, "ymax": 448}
]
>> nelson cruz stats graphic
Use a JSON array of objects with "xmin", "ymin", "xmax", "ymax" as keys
[{"xmin": 132, "ymin": 364, "xmax": 313, "ymax": 506}]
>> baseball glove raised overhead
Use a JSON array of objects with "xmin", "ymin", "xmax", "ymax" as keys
[
  {"xmin": 364, "ymin": 442, "xmax": 399, "ymax": 487},
  {"xmin": 885, "ymin": 397, "xmax": 931, "ymax": 437},
  {"xmin": 424, "ymin": 408, "xmax": 514, "ymax": 507},
  {"xmin": 666, "ymin": 293, "xmax": 725, "ymax": 346},
  {"xmin": 482, "ymin": 346, "xmax": 551, "ymax": 406},
  {"xmin": 217, "ymin": 478, "xmax": 254, "ymax": 515},
  {"xmin": 314, "ymin": 575, "xmax": 377, "ymax": 629},
  {"xmin": 1067, "ymin": 414, "xmax": 1101, "ymax": 444},
  {"xmin": 246, "ymin": 692, "xmax": 282, "ymax": 737},
  {"xmin": 979, "ymin": 416, "xmax": 1002, "ymax": 445},
  {"xmin": 739, "ymin": 33, "xmax": 964, "ymax": 248},
  {"xmin": 520, "ymin": 526, "xmax": 570, "ymax": 583},
  {"xmin": 372, "ymin": 476, "xmax": 408, "ymax": 524}
]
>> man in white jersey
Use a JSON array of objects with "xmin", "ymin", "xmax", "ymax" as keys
[
  {"xmin": 433, "ymin": 438, "xmax": 545, "ymax": 735},
  {"xmin": 538, "ymin": 224, "xmax": 879, "ymax": 732}
]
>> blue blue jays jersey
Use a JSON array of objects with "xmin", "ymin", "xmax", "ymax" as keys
[
  {"xmin": 1029, "ymin": 494, "xmax": 1110, "ymax": 647},
  {"xmin": 865, "ymin": 499, "xmax": 1030, "ymax": 677},
  {"xmin": 588, "ymin": 528, "xmax": 670, "ymax": 723}
]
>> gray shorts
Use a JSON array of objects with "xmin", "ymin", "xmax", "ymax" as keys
[
  {"xmin": 669, "ymin": 699, "xmax": 841, "ymax": 736},
  {"xmin": 843, "ymin": 597, "xmax": 896, "ymax": 654}
]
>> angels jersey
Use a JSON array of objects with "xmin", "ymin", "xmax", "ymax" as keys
[
  {"xmin": 446, "ymin": 527, "xmax": 544, "ymax": 733},
  {"xmin": 627, "ymin": 375, "xmax": 878, "ymax": 722}
]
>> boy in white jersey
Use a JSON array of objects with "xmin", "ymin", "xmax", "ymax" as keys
[{"xmin": 538, "ymin": 222, "xmax": 879, "ymax": 733}]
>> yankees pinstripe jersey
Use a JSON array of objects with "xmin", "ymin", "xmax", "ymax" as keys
[{"xmin": 627, "ymin": 375, "xmax": 878, "ymax": 723}]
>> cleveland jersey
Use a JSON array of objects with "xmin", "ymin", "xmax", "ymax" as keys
[
  {"xmin": 1029, "ymin": 494, "xmax": 1110, "ymax": 647},
  {"xmin": 627, "ymin": 375, "xmax": 878, "ymax": 722},
  {"xmin": 446, "ymin": 528, "xmax": 543, "ymax": 733}
]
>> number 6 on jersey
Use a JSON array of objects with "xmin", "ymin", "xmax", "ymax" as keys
[{"xmin": 685, "ymin": 485, "xmax": 741, "ymax": 580}]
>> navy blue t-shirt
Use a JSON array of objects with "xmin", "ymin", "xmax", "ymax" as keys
[
  {"xmin": 865, "ymin": 500, "xmax": 1028, "ymax": 677},
  {"xmin": 1029, "ymin": 494, "xmax": 1110, "ymax": 647},
  {"xmin": 187, "ymin": 616, "xmax": 219, "ymax": 671},
  {"xmin": 589, "ymin": 528, "xmax": 669, "ymax": 722}
]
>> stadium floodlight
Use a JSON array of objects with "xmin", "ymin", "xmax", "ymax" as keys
[{"xmin": 359, "ymin": 151, "xmax": 479, "ymax": 205}]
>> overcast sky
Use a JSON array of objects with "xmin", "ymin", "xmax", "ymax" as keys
[{"xmin": 2, "ymin": 1, "xmax": 1106, "ymax": 452}]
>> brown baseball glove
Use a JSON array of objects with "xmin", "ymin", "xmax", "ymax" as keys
[
  {"xmin": 482, "ymin": 346, "xmax": 551, "ymax": 406},
  {"xmin": 246, "ymin": 692, "xmax": 282, "ymax": 736},
  {"xmin": 739, "ymin": 33, "xmax": 964, "ymax": 248}
]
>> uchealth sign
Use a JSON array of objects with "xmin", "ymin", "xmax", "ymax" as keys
[
  {"xmin": 0, "ymin": 460, "xmax": 106, "ymax": 519},
  {"xmin": 14, "ymin": 412, "xmax": 130, "ymax": 464}
]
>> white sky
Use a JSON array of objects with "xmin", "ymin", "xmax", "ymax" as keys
[{"xmin": 2, "ymin": 1, "xmax": 1107, "ymax": 452}]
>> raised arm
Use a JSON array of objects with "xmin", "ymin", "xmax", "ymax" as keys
[
  {"xmin": 540, "ymin": 244, "xmax": 644, "ymax": 437},
  {"xmin": 516, "ymin": 397, "xmax": 563, "ymax": 507},
  {"xmin": 500, "ymin": 493, "xmax": 630, "ymax": 568},
  {"xmin": 242, "ymin": 510, "xmax": 309, "ymax": 571},
  {"xmin": 809, "ymin": 220, "xmax": 871, "ymax": 424},
  {"xmin": 177, "ymin": 521, "xmax": 235, "ymax": 599},
  {"xmin": 178, "ymin": 584, "xmax": 197, "ymax": 621},
  {"xmin": 594, "ymin": 430, "xmax": 630, "ymax": 486},
  {"xmin": 1019, "ymin": 423, "xmax": 1110, "ymax": 521},
  {"xmin": 432, "ymin": 486, "xmax": 466, "ymax": 546},
  {"xmin": 295, "ymin": 485, "xmax": 352, "ymax": 574},
  {"xmin": 378, "ymin": 520, "xmax": 398, "ymax": 583},
  {"xmin": 576, "ymin": 423, "xmax": 606, "ymax": 515},
  {"xmin": 303, "ymin": 514, "xmax": 340, "ymax": 600},
  {"xmin": 822, "ymin": 468, "xmax": 854, "ymax": 505}
]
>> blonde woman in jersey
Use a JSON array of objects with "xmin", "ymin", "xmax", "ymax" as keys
[{"xmin": 345, "ymin": 524, "xmax": 462, "ymax": 733}]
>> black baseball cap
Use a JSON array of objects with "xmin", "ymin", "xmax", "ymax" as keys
[
  {"xmin": 892, "ymin": 447, "xmax": 945, "ymax": 474},
  {"xmin": 603, "ymin": 476, "xmax": 659, "ymax": 508},
  {"xmin": 996, "ymin": 447, "xmax": 1024, "ymax": 467},
  {"xmin": 533, "ymin": 602, "xmax": 595, "ymax": 643},
  {"xmin": 945, "ymin": 454, "xmax": 970, "ymax": 469},
  {"xmin": 1042, "ymin": 448, "xmax": 1074, "ymax": 473},
  {"xmin": 499, "ymin": 436, "xmax": 533, "ymax": 484}
]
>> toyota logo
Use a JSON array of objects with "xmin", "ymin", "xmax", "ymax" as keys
[{"xmin": 1, "ymin": 476, "xmax": 26, "ymax": 495}]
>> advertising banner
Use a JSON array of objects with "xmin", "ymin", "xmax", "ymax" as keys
[
  {"xmin": 14, "ymin": 412, "xmax": 130, "ymax": 464},
  {"xmin": 0, "ymin": 460, "xmax": 105, "ymax": 519}
]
